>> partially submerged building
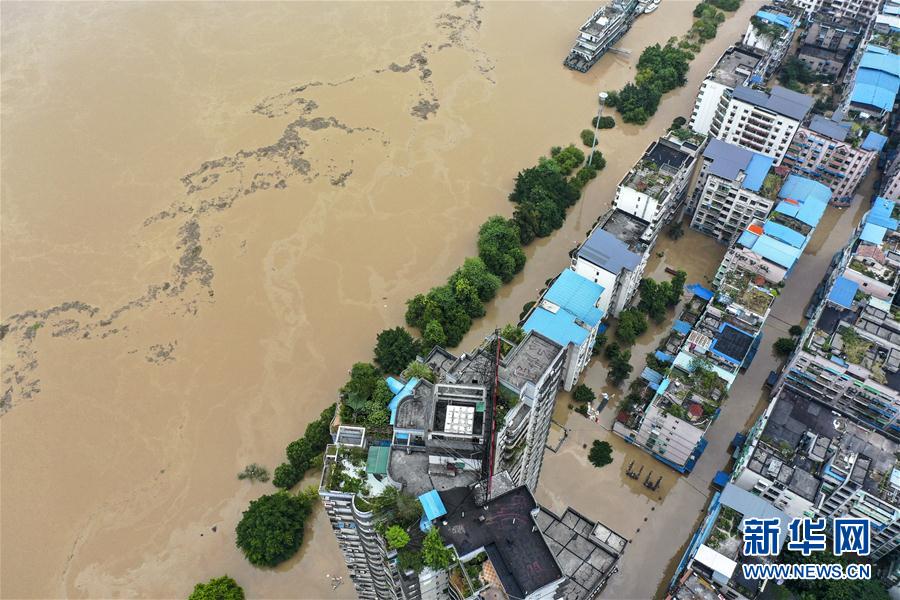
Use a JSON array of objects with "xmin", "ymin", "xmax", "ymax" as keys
[
  {"xmin": 689, "ymin": 46, "xmax": 766, "ymax": 136},
  {"xmin": 782, "ymin": 114, "xmax": 885, "ymax": 206},
  {"xmin": 743, "ymin": 8, "xmax": 799, "ymax": 79},
  {"xmin": 572, "ymin": 209, "xmax": 649, "ymax": 317},
  {"xmin": 689, "ymin": 138, "xmax": 777, "ymax": 244},
  {"xmin": 798, "ymin": 14, "xmax": 865, "ymax": 78},
  {"xmin": 848, "ymin": 45, "xmax": 900, "ymax": 119}
]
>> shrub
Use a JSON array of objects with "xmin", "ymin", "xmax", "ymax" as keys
[
  {"xmin": 237, "ymin": 463, "xmax": 269, "ymax": 483},
  {"xmin": 616, "ymin": 309, "xmax": 648, "ymax": 345},
  {"xmin": 593, "ymin": 115, "xmax": 616, "ymax": 129},
  {"xmin": 403, "ymin": 360, "xmax": 436, "ymax": 383},
  {"xmin": 588, "ymin": 440, "xmax": 614, "ymax": 468},
  {"xmin": 789, "ymin": 325, "xmax": 804, "ymax": 337},
  {"xmin": 581, "ymin": 129, "xmax": 597, "ymax": 147},
  {"xmin": 774, "ymin": 337, "xmax": 797, "ymax": 357},
  {"xmin": 273, "ymin": 462, "xmax": 302, "ymax": 490},
  {"xmin": 592, "ymin": 333, "xmax": 607, "ymax": 356},
  {"xmin": 189, "ymin": 576, "xmax": 245, "ymax": 600},
  {"xmin": 385, "ymin": 525, "xmax": 411, "ymax": 550},
  {"xmin": 609, "ymin": 349, "xmax": 633, "ymax": 386},
  {"xmin": 572, "ymin": 384, "xmax": 596, "ymax": 403},
  {"xmin": 422, "ymin": 527, "xmax": 454, "ymax": 570},
  {"xmin": 235, "ymin": 489, "xmax": 316, "ymax": 567}
]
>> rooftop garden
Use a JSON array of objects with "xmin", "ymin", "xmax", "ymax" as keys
[
  {"xmin": 760, "ymin": 173, "xmax": 783, "ymax": 201},
  {"xmin": 704, "ymin": 505, "xmax": 743, "ymax": 558},
  {"xmin": 720, "ymin": 268, "xmax": 775, "ymax": 315},
  {"xmin": 849, "ymin": 258, "xmax": 897, "ymax": 285},
  {"xmin": 625, "ymin": 159, "xmax": 675, "ymax": 198},
  {"xmin": 837, "ymin": 327, "xmax": 873, "ymax": 365},
  {"xmin": 871, "ymin": 30, "xmax": 900, "ymax": 54},
  {"xmin": 322, "ymin": 445, "xmax": 372, "ymax": 498},
  {"xmin": 769, "ymin": 210, "xmax": 811, "ymax": 236},
  {"xmin": 750, "ymin": 15, "xmax": 787, "ymax": 43}
]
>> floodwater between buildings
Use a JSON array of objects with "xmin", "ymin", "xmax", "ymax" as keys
[{"xmin": 0, "ymin": 1, "xmax": 767, "ymax": 598}]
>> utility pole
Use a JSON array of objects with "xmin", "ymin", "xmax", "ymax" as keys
[{"xmin": 588, "ymin": 91, "xmax": 609, "ymax": 167}]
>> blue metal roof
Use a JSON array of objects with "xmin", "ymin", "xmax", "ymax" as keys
[
  {"xmin": 870, "ymin": 197, "xmax": 898, "ymax": 231},
  {"xmin": 523, "ymin": 270, "xmax": 604, "ymax": 348},
  {"xmin": 703, "ymin": 138, "xmax": 772, "ymax": 192},
  {"xmin": 861, "ymin": 131, "xmax": 889, "ymax": 152},
  {"xmin": 763, "ymin": 221, "xmax": 807, "ymax": 249},
  {"xmin": 742, "ymin": 233, "xmax": 803, "ymax": 269},
  {"xmin": 388, "ymin": 377, "xmax": 419, "ymax": 425},
  {"xmin": 775, "ymin": 175, "xmax": 831, "ymax": 227},
  {"xmin": 686, "ymin": 283, "xmax": 714, "ymax": 301},
  {"xmin": 807, "ymin": 115, "xmax": 850, "ymax": 141},
  {"xmin": 578, "ymin": 228, "xmax": 641, "ymax": 274},
  {"xmin": 828, "ymin": 276, "xmax": 858, "ymax": 309},
  {"xmin": 851, "ymin": 47, "xmax": 900, "ymax": 112},
  {"xmin": 754, "ymin": 10, "xmax": 794, "ymax": 31},
  {"xmin": 655, "ymin": 350, "xmax": 675, "ymax": 363},
  {"xmin": 672, "ymin": 319, "xmax": 692, "ymax": 335},
  {"xmin": 642, "ymin": 367, "xmax": 664, "ymax": 386},
  {"xmin": 713, "ymin": 471, "xmax": 730, "ymax": 488},
  {"xmin": 861, "ymin": 222, "xmax": 888, "ymax": 244},
  {"xmin": 418, "ymin": 489, "xmax": 447, "ymax": 522}
]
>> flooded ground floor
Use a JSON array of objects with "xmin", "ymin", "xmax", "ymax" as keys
[{"xmin": 536, "ymin": 177, "xmax": 873, "ymax": 599}]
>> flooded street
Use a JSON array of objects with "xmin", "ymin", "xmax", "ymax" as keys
[{"xmin": 0, "ymin": 2, "xmax": 761, "ymax": 598}]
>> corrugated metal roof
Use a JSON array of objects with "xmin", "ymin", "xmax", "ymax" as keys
[
  {"xmin": 754, "ymin": 9, "xmax": 795, "ymax": 30},
  {"xmin": 763, "ymin": 221, "xmax": 807, "ymax": 249},
  {"xmin": 703, "ymin": 138, "xmax": 772, "ymax": 191},
  {"xmin": 828, "ymin": 276, "xmax": 858, "ymax": 309},
  {"xmin": 861, "ymin": 131, "xmax": 889, "ymax": 152},
  {"xmin": 366, "ymin": 446, "xmax": 391, "ymax": 475},
  {"xmin": 578, "ymin": 227, "xmax": 641, "ymax": 274},
  {"xmin": 719, "ymin": 483, "xmax": 791, "ymax": 551},
  {"xmin": 418, "ymin": 489, "xmax": 447, "ymax": 521},
  {"xmin": 742, "ymin": 232, "xmax": 803, "ymax": 269},
  {"xmin": 732, "ymin": 85, "xmax": 813, "ymax": 121},
  {"xmin": 775, "ymin": 174, "xmax": 831, "ymax": 227},
  {"xmin": 861, "ymin": 222, "xmax": 888, "ymax": 244},
  {"xmin": 851, "ymin": 47, "xmax": 900, "ymax": 112},
  {"xmin": 523, "ymin": 269, "xmax": 604, "ymax": 349},
  {"xmin": 807, "ymin": 115, "xmax": 850, "ymax": 141}
]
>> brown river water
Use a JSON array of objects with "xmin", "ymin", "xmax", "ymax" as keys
[{"xmin": 1, "ymin": 1, "xmax": 764, "ymax": 598}]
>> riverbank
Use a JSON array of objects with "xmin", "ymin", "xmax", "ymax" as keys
[{"xmin": 0, "ymin": 2, "xmax": 736, "ymax": 597}]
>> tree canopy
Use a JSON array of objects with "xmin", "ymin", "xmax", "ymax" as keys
[
  {"xmin": 421, "ymin": 527, "xmax": 455, "ymax": 570},
  {"xmin": 402, "ymin": 360, "xmax": 436, "ymax": 383},
  {"xmin": 572, "ymin": 384, "xmax": 596, "ymax": 403},
  {"xmin": 188, "ymin": 576, "xmax": 245, "ymax": 600},
  {"xmin": 235, "ymin": 489, "xmax": 316, "ymax": 567},
  {"xmin": 478, "ymin": 217, "xmax": 527, "ymax": 283},
  {"xmin": 588, "ymin": 440, "xmax": 613, "ymax": 468},
  {"xmin": 616, "ymin": 309, "xmax": 648, "ymax": 345},
  {"xmin": 374, "ymin": 327, "xmax": 420, "ymax": 375},
  {"xmin": 385, "ymin": 525, "xmax": 411, "ymax": 550}
]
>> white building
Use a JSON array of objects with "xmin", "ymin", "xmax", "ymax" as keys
[
  {"xmin": 743, "ymin": 8, "xmax": 799, "ymax": 78},
  {"xmin": 689, "ymin": 46, "xmax": 765, "ymax": 136},
  {"xmin": 613, "ymin": 131, "xmax": 705, "ymax": 242},
  {"xmin": 689, "ymin": 138, "xmax": 776, "ymax": 244},
  {"xmin": 710, "ymin": 85, "xmax": 814, "ymax": 165},
  {"xmin": 572, "ymin": 209, "xmax": 649, "ymax": 317}
]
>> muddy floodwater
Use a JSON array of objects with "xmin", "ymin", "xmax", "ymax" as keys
[{"xmin": 2, "ymin": 1, "xmax": 762, "ymax": 598}]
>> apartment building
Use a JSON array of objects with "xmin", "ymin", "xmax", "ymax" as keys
[
  {"xmin": 782, "ymin": 114, "xmax": 885, "ymax": 206},
  {"xmin": 849, "ymin": 45, "xmax": 900, "ymax": 119},
  {"xmin": 821, "ymin": 0, "xmax": 883, "ymax": 25},
  {"xmin": 798, "ymin": 14, "xmax": 865, "ymax": 77},
  {"xmin": 743, "ymin": 8, "xmax": 799, "ymax": 78},
  {"xmin": 572, "ymin": 209, "xmax": 650, "ymax": 317},
  {"xmin": 689, "ymin": 138, "xmax": 776, "ymax": 244},
  {"xmin": 710, "ymin": 86, "xmax": 813, "ymax": 165},
  {"xmin": 689, "ymin": 45, "xmax": 765, "ymax": 136},
  {"xmin": 882, "ymin": 153, "xmax": 900, "ymax": 201},
  {"xmin": 731, "ymin": 390, "xmax": 900, "ymax": 561},
  {"xmin": 715, "ymin": 174, "xmax": 831, "ymax": 286},
  {"xmin": 612, "ymin": 131, "xmax": 705, "ymax": 243},
  {"xmin": 776, "ymin": 197, "xmax": 900, "ymax": 441}
]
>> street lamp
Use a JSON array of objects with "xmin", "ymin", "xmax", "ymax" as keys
[{"xmin": 588, "ymin": 91, "xmax": 609, "ymax": 167}]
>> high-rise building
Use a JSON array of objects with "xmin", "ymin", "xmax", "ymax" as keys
[
  {"xmin": 782, "ymin": 114, "xmax": 885, "ymax": 206},
  {"xmin": 689, "ymin": 46, "xmax": 765, "ymax": 136},
  {"xmin": 710, "ymin": 86, "xmax": 813, "ymax": 165},
  {"xmin": 882, "ymin": 153, "xmax": 900, "ymax": 202},
  {"xmin": 743, "ymin": 8, "xmax": 799, "ymax": 79},
  {"xmin": 797, "ymin": 14, "xmax": 865, "ymax": 78},
  {"xmin": 689, "ymin": 138, "xmax": 777, "ymax": 244}
]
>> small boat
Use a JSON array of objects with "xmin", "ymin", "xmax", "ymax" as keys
[{"xmin": 644, "ymin": 2, "xmax": 658, "ymax": 13}]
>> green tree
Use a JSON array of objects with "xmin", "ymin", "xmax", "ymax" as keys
[
  {"xmin": 273, "ymin": 462, "xmax": 301, "ymax": 490},
  {"xmin": 500, "ymin": 323, "xmax": 525, "ymax": 344},
  {"xmin": 237, "ymin": 464, "xmax": 269, "ymax": 483},
  {"xmin": 374, "ymin": 327, "xmax": 420, "ymax": 375},
  {"xmin": 397, "ymin": 549, "xmax": 424, "ymax": 574},
  {"xmin": 638, "ymin": 278, "xmax": 669, "ymax": 322},
  {"xmin": 668, "ymin": 270, "xmax": 686, "ymax": 306},
  {"xmin": 421, "ymin": 527, "xmax": 454, "ymax": 570},
  {"xmin": 188, "ymin": 575, "xmax": 245, "ymax": 600},
  {"xmin": 667, "ymin": 221, "xmax": 685, "ymax": 239},
  {"xmin": 592, "ymin": 332, "xmax": 607, "ymax": 356},
  {"xmin": 449, "ymin": 257, "xmax": 503, "ymax": 302},
  {"xmin": 581, "ymin": 129, "xmax": 597, "ymax": 147},
  {"xmin": 372, "ymin": 487, "xmax": 424, "ymax": 531},
  {"xmin": 453, "ymin": 277, "xmax": 486, "ymax": 319},
  {"xmin": 774, "ymin": 337, "xmax": 797, "ymax": 357},
  {"xmin": 592, "ymin": 115, "xmax": 616, "ymax": 129},
  {"xmin": 402, "ymin": 360, "xmax": 436, "ymax": 383},
  {"xmin": 608, "ymin": 349, "xmax": 633, "ymax": 385},
  {"xmin": 616, "ymin": 309, "xmax": 648, "ymax": 345},
  {"xmin": 342, "ymin": 363, "xmax": 380, "ymax": 412},
  {"xmin": 588, "ymin": 440, "xmax": 613, "ymax": 468},
  {"xmin": 405, "ymin": 294, "xmax": 429, "ymax": 328},
  {"xmin": 287, "ymin": 437, "xmax": 313, "ymax": 472},
  {"xmin": 235, "ymin": 490, "xmax": 315, "ymax": 567},
  {"xmin": 477, "ymin": 217, "xmax": 526, "ymax": 282},
  {"xmin": 572, "ymin": 384, "xmax": 596, "ymax": 403},
  {"xmin": 365, "ymin": 379, "xmax": 394, "ymax": 426},
  {"xmin": 605, "ymin": 341, "xmax": 621, "ymax": 361},
  {"xmin": 550, "ymin": 145, "xmax": 585, "ymax": 175},
  {"xmin": 385, "ymin": 525, "xmax": 411, "ymax": 550},
  {"xmin": 423, "ymin": 320, "xmax": 447, "ymax": 350},
  {"xmin": 789, "ymin": 325, "xmax": 804, "ymax": 337}
]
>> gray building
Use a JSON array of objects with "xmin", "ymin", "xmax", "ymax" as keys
[{"xmin": 798, "ymin": 15, "xmax": 865, "ymax": 78}]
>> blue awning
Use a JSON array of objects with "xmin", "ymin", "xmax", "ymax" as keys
[
  {"xmin": 713, "ymin": 471, "xmax": 730, "ymax": 489},
  {"xmin": 686, "ymin": 283, "xmax": 714, "ymax": 301},
  {"xmin": 642, "ymin": 367, "xmax": 664, "ymax": 386},
  {"xmin": 672, "ymin": 320, "xmax": 692, "ymax": 335},
  {"xmin": 827, "ymin": 276, "xmax": 858, "ymax": 309},
  {"xmin": 418, "ymin": 489, "xmax": 447, "ymax": 522},
  {"xmin": 861, "ymin": 222, "xmax": 888, "ymax": 244},
  {"xmin": 655, "ymin": 350, "xmax": 675, "ymax": 363}
]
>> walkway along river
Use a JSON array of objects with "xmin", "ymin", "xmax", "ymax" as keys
[{"xmin": 2, "ymin": 1, "xmax": 762, "ymax": 598}]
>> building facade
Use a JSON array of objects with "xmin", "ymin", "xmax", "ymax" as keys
[{"xmin": 689, "ymin": 45, "xmax": 765, "ymax": 136}]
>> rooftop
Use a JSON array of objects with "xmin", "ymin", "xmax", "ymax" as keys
[
  {"xmin": 500, "ymin": 330, "xmax": 564, "ymax": 392},
  {"xmin": 707, "ymin": 45, "xmax": 764, "ymax": 88},
  {"xmin": 703, "ymin": 138, "xmax": 773, "ymax": 192},
  {"xmin": 439, "ymin": 486, "xmax": 564, "ymax": 598},
  {"xmin": 732, "ymin": 85, "xmax": 814, "ymax": 121},
  {"xmin": 599, "ymin": 209, "xmax": 650, "ymax": 253},
  {"xmin": 533, "ymin": 507, "xmax": 626, "ymax": 600},
  {"xmin": 807, "ymin": 114, "xmax": 851, "ymax": 142},
  {"xmin": 523, "ymin": 269, "xmax": 605, "ymax": 348},
  {"xmin": 577, "ymin": 226, "xmax": 642, "ymax": 274},
  {"xmin": 850, "ymin": 46, "xmax": 900, "ymax": 114}
]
